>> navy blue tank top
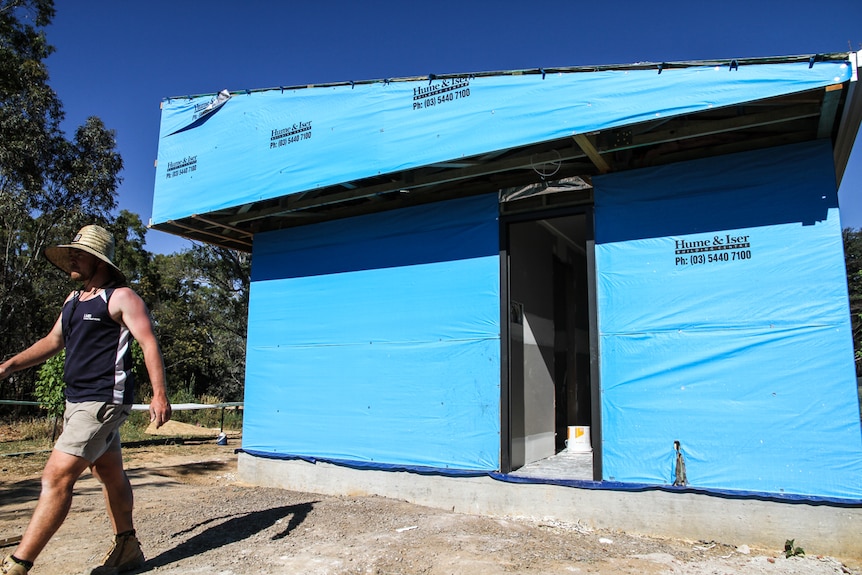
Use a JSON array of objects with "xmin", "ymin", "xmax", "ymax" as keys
[{"xmin": 61, "ymin": 288, "xmax": 135, "ymax": 404}]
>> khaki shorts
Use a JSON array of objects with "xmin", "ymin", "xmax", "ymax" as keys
[{"xmin": 54, "ymin": 401, "xmax": 131, "ymax": 463}]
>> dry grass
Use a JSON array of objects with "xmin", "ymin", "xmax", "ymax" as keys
[
  {"xmin": 0, "ymin": 418, "xmax": 58, "ymax": 453},
  {"xmin": 0, "ymin": 406, "xmax": 242, "ymax": 457},
  {"xmin": 0, "ymin": 410, "xmax": 241, "ymax": 479}
]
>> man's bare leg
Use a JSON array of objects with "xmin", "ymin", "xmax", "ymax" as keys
[
  {"xmin": 12, "ymin": 449, "xmax": 90, "ymax": 562},
  {"xmin": 88, "ymin": 448, "xmax": 145, "ymax": 574},
  {"xmin": 90, "ymin": 447, "xmax": 134, "ymax": 534}
]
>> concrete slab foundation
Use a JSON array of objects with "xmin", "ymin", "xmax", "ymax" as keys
[{"xmin": 238, "ymin": 452, "xmax": 861, "ymax": 560}]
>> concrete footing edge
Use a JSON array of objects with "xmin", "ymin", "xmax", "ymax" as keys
[{"xmin": 238, "ymin": 452, "xmax": 861, "ymax": 560}]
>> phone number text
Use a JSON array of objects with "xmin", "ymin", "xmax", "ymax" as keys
[{"xmin": 675, "ymin": 250, "xmax": 751, "ymax": 266}]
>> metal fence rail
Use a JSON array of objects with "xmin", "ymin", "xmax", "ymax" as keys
[{"xmin": 1, "ymin": 399, "xmax": 243, "ymax": 435}]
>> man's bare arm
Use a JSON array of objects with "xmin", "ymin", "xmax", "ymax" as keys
[
  {"xmin": 0, "ymin": 314, "xmax": 65, "ymax": 380},
  {"xmin": 110, "ymin": 288, "xmax": 172, "ymax": 427}
]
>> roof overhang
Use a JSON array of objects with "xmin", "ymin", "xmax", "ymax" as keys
[{"xmin": 151, "ymin": 53, "xmax": 861, "ymax": 253}]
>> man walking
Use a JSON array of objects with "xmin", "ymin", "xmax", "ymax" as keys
[{"xmin": 0, "ymin": 225, "xmax": 172, "ymax": 574}]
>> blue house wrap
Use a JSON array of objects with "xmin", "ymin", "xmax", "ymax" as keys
[
  {"xmin": 243, "ymin": 193, "xmax": 502, "ymax": 470},
  {"xmin": 152, "ymin": 54, "xmax": 862, "ymax": 501},
  {"xmin": 594, "ymin": 140, "xmax": 861, "ymax": 499},
  {"xmin": 153, "ymin": 59, "xmax": 854, "ymax": 224}
]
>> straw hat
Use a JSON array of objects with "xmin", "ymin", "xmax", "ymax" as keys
[{"xmin": 44, "ymin": 224, "xmax": 126, "ymax": 284}]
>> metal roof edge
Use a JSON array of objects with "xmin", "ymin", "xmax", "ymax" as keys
[{"xmin": 161, "ymin": 52, "xmax": 854, "ymax": 102}]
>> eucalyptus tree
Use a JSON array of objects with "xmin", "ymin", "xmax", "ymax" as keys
[
  {"xmin": 843, "ymin": 228, "xmax": 862, "ymax": 375},
  {"xmin": 151, "ymin": 244, "xmax": 250, "ymax": 402},
  {"xmin": 0, "ymin": 0, "xmax": 123, "ymax": 401}
]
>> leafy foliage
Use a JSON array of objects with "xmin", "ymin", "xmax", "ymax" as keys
[
  {"xmin": 0, "ymin": 0, "xmax": 122, "ymax": 402},
  {"xmin": 151, "ymin": 244, "xmax": 250, "ymax": 401},
  {"xmin": 0, "ymin": 1, "xmax": 250, "ymax": 408},
  {"xmin": 842, "ymin": 228, "xmax": 862, "ymax": 375},
  {"xmin": 128, "ymin": 339, "xmax": 149, "ymax": 399},
  {"xmin": 783, "ymin": 539, "xmax": 805, "ymax": 558},
  {"xmin": 34, "ymin": 349, "xmax": 64, "ymax": 417}
]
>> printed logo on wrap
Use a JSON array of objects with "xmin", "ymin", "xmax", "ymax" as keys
[
  {"xmin": 412, "ymin": 77, "xmax": 472, "ymax": 111},
  {"xmin": 165, "ymin": 89, "xmax": 232, "ymax": 137},
  {"xmin": 674, "ymin": 233, "xmax": 752, "ymax": 266}
]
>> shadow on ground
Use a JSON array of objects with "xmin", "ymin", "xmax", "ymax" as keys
[
  {"xmin": 127, "ymin": 460, "xmax": 234, "ymax": 484},
  {"xmin": 138, "ymin": 502, "xmax": 317, "ymax": 571}
]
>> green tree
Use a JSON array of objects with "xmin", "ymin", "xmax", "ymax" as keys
[
  {"xmin": 188, "ymin": 244, "xmax": 249, "ymax": 400},
  {"xmin": 34, "ymin": 350, "xmax": 64, "ymax": 417},
  {"xmin": 152, "ymin": 245, "xmax": 249, "ymax": 401},
  {"xmin": 110, "ymin": 209, "xmax": 159, "ymax": 296},
  {"xmin": 843, "ymin": 228, "xmax": 862, "ymax": 376},
  {"xmin": 0, "ymin": 1, "xmax": 250, "ymax": 410},
  {"xmin": 0, "ymin": 0, "xmax": 123, "ymax": 403},
  {"xmin": 0, "ymin": 0, "xmax": 63, "ymax": 382}
]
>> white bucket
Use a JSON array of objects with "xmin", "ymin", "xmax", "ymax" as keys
[{"xmin": 565, "ymin": 425, "xmax": 592, "ymax": 453}]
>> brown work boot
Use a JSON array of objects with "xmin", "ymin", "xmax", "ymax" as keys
[
  {"xmin": 1, "ymin": 556, "xmax": 29, "ymax": 575},
  {"xmin": 88, "ymin": 532, "xmax": 145, "ymax": 574}
]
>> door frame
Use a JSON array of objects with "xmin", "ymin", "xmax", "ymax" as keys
[{"xmin": 499, "ymin": 205, "xmax": 602, "ymax": 479}]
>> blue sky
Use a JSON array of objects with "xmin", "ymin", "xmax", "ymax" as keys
[{"xmin": 44, "ymin": 0, "xmax": 862, "ymax": 254}]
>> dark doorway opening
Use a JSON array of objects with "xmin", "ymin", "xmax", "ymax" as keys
[{"xmin": 506, "ymin": 212, "xmax": 595, "ymax": 475}]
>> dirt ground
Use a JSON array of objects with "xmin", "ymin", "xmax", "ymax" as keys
[{"xmin": 1, "ymin": 439, "xmax": 859, "ymax": 575}]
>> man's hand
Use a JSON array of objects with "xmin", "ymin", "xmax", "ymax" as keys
[{"xmin": 149, "ymin": 395, "xmax": 172, "ymax": 429}]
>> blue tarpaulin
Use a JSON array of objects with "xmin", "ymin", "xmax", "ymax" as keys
[
  {"xmin": 152, "ymin": 60, "xmax": 853, "ymax": 225},
  {"xmin": 242, "ymin": 193, "xmax": 501, "ymax": 470},
  {"xmin": 594, "ymin": 140, "xmax": 862, "ymax": 499}
]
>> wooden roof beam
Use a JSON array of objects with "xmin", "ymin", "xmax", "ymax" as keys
[
  {"xmin": 573, "ymin": 133, "xmax": 612, "ymax": 173},
  {"xmin": 166, "ymin": 219, "xmax": 253, "ymax": 249}
]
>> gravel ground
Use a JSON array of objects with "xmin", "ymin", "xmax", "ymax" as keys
[{"xmin": 1, "ymin": 441, "xmax": 859, "ymax": 575}]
